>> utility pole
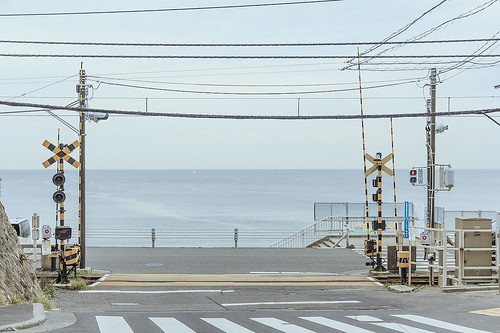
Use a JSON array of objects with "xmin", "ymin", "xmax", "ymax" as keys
[
  {"xmin": 427, "ymin": 68, "xmax": 437, "ymax": 285},
  {"xmin": 427, "ymin": 68, "xmax": 437, "ymax": 231},
  {"xmin": 78, "ymin": 63, "xmax": 87, "ymax": 269}
]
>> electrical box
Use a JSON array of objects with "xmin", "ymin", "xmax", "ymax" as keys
[
  {"xmin": 11, "ymin": 218, "xmax": 30, "ymax": 238},
  {"xmin": 440, "ymin": 167, "xmax": 455, "ymax": 189},
  {"xmin": 455, "ymin": 217, "xmax": 492, "ymax": 277},
  {"xmin": 55, "ymin": 226, "xmax": 72, "ymax": 241}
]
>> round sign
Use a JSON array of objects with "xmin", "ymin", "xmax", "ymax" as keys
[{"xmin": 421, "ymin": 234, "xmax": 427, "ymax": 241}]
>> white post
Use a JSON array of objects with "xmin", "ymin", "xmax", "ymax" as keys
[
  {"xmin": 32, "ymin": 213, "xmax": 40, "ymax": 268},
  {"xmin": 441, "ymin": 227, "xmax": 448, "ymax": 287}
]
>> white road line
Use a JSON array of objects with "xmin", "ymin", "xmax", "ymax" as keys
[
  {"xmin": 221, "ymin": 300, "xmax": 360, "ymax": 307},
  {"xmin": 374, "ymin": 322, "xmax": 436, "ymax": 333},
  {"xmin": 367, "ymin": 277, "xmax": 384, "ymax": 287},
  {"xmin": 81, "ymin": 289, "xmax": 234, "ymax": 294},
  {"xmin": 96, "ymin": 316, "xmax": 134, "ymax": 333},
  {"xmin": 202, "ymin": 318, "xmax": 255, "ymax": 333},
  {"xmin": 150, "ymin": 317, "xmax": 196, "ymax": 333},
  {"xmin": 90, "ymin": 274, "xmax": 110, "ymax": 287},
  {"xmin": 393, "ymin": 314, "xmax": 492, "ymax": 333},
  {"xmin": 300, "ymin": 317, "xmax": 374, "ymax": 333},
  {"xmin": 252, "ymin": 318, "xmax": 315, "ymax": 333},
  {"xmin": 249, "ymin": 272, "xmax": 339, "ymax": 275},
  {"xmin": 346, "ymin": 315, "xmax": 383, "ymax": 322}
]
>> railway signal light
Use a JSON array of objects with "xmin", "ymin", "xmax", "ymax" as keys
[
  {"xmin": 52, "ymin": 172, "xmax": 65, "ymax": 186},
  {"xmin": 52, "ymin": 171, "xmax": 66, "ymax": 203},
  {"xmin": 409, "ymin": 169, "xmax": 417, "ymax": 185}
]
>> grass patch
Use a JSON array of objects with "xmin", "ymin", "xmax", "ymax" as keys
[
  {"xmin": 36, "ymin": 294, "xmax": 53, "ymax": 310},
  {"xmin": 9, "ymin": 293, "xmax": 21, "ymax": 305},
  {"xmin": 70, "ymin": 278, "xmax": 88, "ymax": 291}
]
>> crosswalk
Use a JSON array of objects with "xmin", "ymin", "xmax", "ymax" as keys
[{"xmin": 95, "ymin": 313, "xmax": 492, "ymax": 333}]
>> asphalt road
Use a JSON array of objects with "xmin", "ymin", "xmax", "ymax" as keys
[{"xmin": 18, "ymin": 247, "xmax": 500, "ymax": 333}]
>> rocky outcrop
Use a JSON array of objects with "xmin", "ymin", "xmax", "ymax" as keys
[{"xmin": 0, "ymin": 202, "xmax": 42, "ymax": 306}]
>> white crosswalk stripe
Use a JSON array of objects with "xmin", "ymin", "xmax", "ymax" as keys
[
  {"xmin": 251, "ymin": 318, "xmax": 315, "ymax": 333},
  {"xmin": 393, "ymin": 314, "xmax": 492, "ymax": 333},
  {"xmin": 202, "ymin": 318, "xmax": 255, "ymax": 333},
  {"xmin": 301, "ymin": 316, "xmax": 375, "ymax": 333},
  {"xmin": 91, "ymin": 314, "xmax": 493, "ymax": 333},
  {"xmin": 96, "ymin": 316, "xmax": 134, "ymax": 333},
  {"xmin": 150, "ymin": 317, "xmax": 196, "ymax": 333}
]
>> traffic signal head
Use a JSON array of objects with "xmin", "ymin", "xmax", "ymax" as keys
[
  {"xmin": 409, "ymin": 169, "xmax": 417, "ymax": 184},
  {"xmin": 52, "ymin": 172, "xmax": 65, "ymax": 186},
  {"xmin": 53, "ymin": 190, "xmax": 66, "ymax": 204}
]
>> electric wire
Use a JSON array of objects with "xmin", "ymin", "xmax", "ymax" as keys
[
  {"xmin": 6, "ymin": 74, "xmax": 77, "ymax": 101},
  {"xmin": 0, "ymin": 100, "xmax": 497, "ymax": 120},
  {"xmin": 0, "ymin": 54, "xmax": 499, "ymax": 59},
  {"xmin": 0, "ymin": 38, "xmax": 497, "ymax": 47},
  {"xmin": 0, "ymin": 0, "xmax": 342, "ymax": 17},
  {"xmin": 94, "ymin": 79, "xmax": 421, "ymax": 95}
]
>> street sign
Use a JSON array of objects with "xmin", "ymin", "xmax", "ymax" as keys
[{"xmin": 42, "ymin": 140, "xmax": 80, "ymax": 169}]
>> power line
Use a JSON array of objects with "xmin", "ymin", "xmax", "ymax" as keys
[
  {"xmin": 0, "ymin": 100, "xmax": 497, "ymax": 120},
  {"xmin": 1, "ymin": 54, "xmax": 499, "ymax": 59},
  {"xmin": 0, "ymin": 0, "xmax": 341, "ymax": 17},
  {"xmin": 1, "ymin": 38, "xmax": 498, "ymax": 47},
  {"xmin": 87, "ymin": 74, "xmax": 427, "ymax": 88},
  {"xmin": 94, "ymin": 79, "xmax": 420, "ymax": 95}
]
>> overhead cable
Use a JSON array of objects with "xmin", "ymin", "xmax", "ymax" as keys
[
  {"xmin": 0, "ymin": 38, "xmax": 498, "ymax": 47},
  {"xmin": 0, "ymin": 0, "xmax": 341, "ymax": 17},
  {"xmin": 0, "ymin": 54, "xmax": 499, "ymax": 59},
  {"xmin": 94, "ymin": 79, "xmax": 419, "ymax": 95},
  {"xmin": 0, "ymin": 100, "xmax": 497, "ymax": 120}
]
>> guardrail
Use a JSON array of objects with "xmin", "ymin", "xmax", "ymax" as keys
[
  {"xmin": 269, "ymin": 216, "xmax": 405, "ymax": 248},
  {"xmin": 85, "ymin": 228, "xmax": 298, "ymax": 248}
]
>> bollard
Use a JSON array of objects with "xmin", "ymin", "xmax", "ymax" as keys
[
  {"xmin": 152, "ymin": 228, "xmax": 156, "ymax": 248},
  {"xmin": 397, "ymin": 251, "xmax": 410, "ymax": 284},
  {"xmin": 234, "ymin": 228, "xmax": 238, "ymax": 248}
]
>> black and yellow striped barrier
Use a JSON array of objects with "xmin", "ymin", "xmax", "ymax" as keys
[{"xmin": 60, "ymin": 245, "xmax": 81, "ymax": 270}]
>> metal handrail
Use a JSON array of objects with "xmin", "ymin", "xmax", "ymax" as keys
[{"xmin": 269, "ymin": 216, "xmax": 405, "ymax": 248}]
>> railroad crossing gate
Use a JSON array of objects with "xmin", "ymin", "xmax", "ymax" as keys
[{"xmin": 42, "ymin": 140, "xmax": 80, "ymax": 169}]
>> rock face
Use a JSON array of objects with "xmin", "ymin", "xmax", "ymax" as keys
[{"xmin": 0, "ymin": 202, "xmax": 42, "ymax": 306}]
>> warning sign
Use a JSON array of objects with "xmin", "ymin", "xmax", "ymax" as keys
[{"xmin": 420, "ymin": 231, "xmax": 430, "ymax": 245}]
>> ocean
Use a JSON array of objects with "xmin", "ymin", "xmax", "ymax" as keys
[{"xmin": 1, "ymin": 169, "xmax": 498, "ymax": 247}]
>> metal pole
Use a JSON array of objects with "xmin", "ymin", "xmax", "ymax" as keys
[
  {"xmin": 375, "ymin": 154, "xmax": 385, "ymax": 271},
  {"xmin": 78, "ymin": 63, "xmax": 87, "ymax": 269},
  {"xmin": 428, "ymin": 68, "xmax": 437, "ymax": 285}
]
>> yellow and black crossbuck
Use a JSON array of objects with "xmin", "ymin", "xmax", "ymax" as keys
[{"xmin": 42, "ymin": 140, "xmax": 80, "ymax": 169}]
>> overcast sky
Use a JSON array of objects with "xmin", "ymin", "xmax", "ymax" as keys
[{"xmin": 0, "ymin": 0, "xmax": 498, "ymax": 170}]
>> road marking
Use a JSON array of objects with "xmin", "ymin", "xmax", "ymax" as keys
[
  {"xmin": 301, "ymin": 317, "xmax": 374, "ymax": 333},
  {"xmin": 249, "ymin": 271, "xmax": 340, "ymax": 275},
  {"xmin": 80, "ymin": 289, "xmax": 234, "ymax": 294},
  {"xmin": 252, "ymin": 318, "xmax": 315, "ymax": 333},
  {"xmin": 202, "ymin": 318, "xmax": 255, "ymax": 333},
  {"xmin": 470, "ymin": 307, "xmax": 500, "ymax": 317},
  {"xmin": 149, "ymin": 317, "xmax": 195, "ymax": 333},
  {"xmin": 97, "ymin": 273, "xmax": 377, "ymax": 287},
  {"xmin": 367, "ymin": 277, "xmax": 384, "ymax": 287},
  {"xmin": 346, "ymin": 315, "xmax": 382, "ymax": 322},
  {"xmin": 96, "ymin": 316, "xmax": 133, "ymax": 333},
  {"xmin": 221, "ymin": 300, "xmax": 360, "ymax": 307},
  {"xmin": 90, "ymin": 274, "xmax": 109, "ymax": 287},
  {"xmin": 393, "ymin": 314, "xmax": 492, "ymax": 333},
  {"xmin": 374, "ymin": 322, "xmax": 436, "ymax": 333}
]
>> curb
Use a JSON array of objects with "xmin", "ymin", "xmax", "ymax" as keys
[{"xmin": 0, "ymin": 304, "xmax": 46, "ymax": 332}]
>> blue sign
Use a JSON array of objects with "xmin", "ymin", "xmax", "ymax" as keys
[{"xmin": 404, "ymin": 201, "xmax": 409, "ymax": 238}]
